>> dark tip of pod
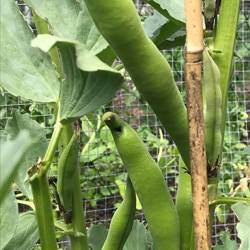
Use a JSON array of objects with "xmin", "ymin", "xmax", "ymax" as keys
[{"xmin": 102, "ymin": 112, "xmax": 123, "ymax": 132}]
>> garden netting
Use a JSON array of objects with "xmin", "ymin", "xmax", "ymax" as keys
[{"xmin": 0, "ymin": 0, "xmax": 249, "ymax": 248}]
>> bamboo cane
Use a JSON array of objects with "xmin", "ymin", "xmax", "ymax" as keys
[{"xmin": 184, "ymin": 0, "xmax": 211, "ymax": 249}]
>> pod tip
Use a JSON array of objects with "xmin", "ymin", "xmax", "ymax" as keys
[{"xmin": 102, "ymin": 112, "xmax": 123, "ymax": 131}]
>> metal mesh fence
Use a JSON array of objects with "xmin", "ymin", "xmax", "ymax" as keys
[{"xmin": 1, "ymin": 0, "xmax": 249, "ymax": 248}]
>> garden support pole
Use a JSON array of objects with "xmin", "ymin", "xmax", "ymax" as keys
[{"xmin": 184, "ymin": 0, "xmax": 211, "ymax": 249}]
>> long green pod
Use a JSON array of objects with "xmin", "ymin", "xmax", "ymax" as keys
[
  {"xmin": 57, "ymin": 133, "xmax": 78, "ymax": 214},
  {"xmin": 176, "ymin": 159, "xmax": 193, "ymax": 250},
  {"xmin": 212, "ymin": 0, "xmax": 240, "ymax": 153},
  {"xmin": 59, "ymin": 124, "xmax": 89, "ymax": 250},
  {"xmin": 202, "ymin": 48, "xmax": 222, "ymax": 167},
  {"xmin": 102, "ymin": 178, "xmax": 136, "ymax": 250},
  {"xmin": 103, "ymin": 112, "xmax": 179, "ymax": 250},
  {"xmin": 84, "ymin": 0, "xmax": 189, "ymax": 168}
]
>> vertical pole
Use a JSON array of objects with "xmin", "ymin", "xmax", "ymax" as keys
[{"xmin": 184, "ymin": 0, "xmax": 211, "ymax": 249}]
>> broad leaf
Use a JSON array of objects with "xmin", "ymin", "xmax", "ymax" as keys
[
  {"xmin": 32, "ymin": 35, "xmax": 123, "ymax": 122},
  {"xmin": 59, "ymin": 45, "xmax": 122, "ymax": 123},
  {"xmin": 0, "ymin": 131, "xmax": 34, "ymax": 203},
  {"xmin": 158, "ymin": 30, "xmax": 186, "ymax": 49},
  {"xmin": 232, "ymin": 202, "xmax": 250, "ymax": 250},
  {"xmin": 0, "ymin": 191, "xmax": 18, "ymax": 249},
  {"xmin": 214, "ymin": 231, "xmax": 238, "ymax": 250},
  {"xmin": 31, "ymin": 35, "xmax": 117, "ymax": 72},
  {"xmin": 145, "ymin": 0, "xmax": 185, "ymax": 24},
  {"xmin": 123, "ymin": 220, "xmax": 148, "ymax": 250},
  {"xmin": 25, "ymin": 0, "xmax": 108, "ymax": 54},
  {"xmin": 5, "ymin": 111, "xmax": 47, "ymax": 198},
  {"xmin": 144, "ymin": 11, "xmax": 185, "ymax": 49},
  {"xmin": 0, "ymin": 0, "xmax": 60, "ymax": 103},
  {"xmin": 4, "ymin": 212, "xmax": 39, "ymax": 250},
  {"xmin": 88, "ymin": 224, "xmax": 108, "ymax": 250}
]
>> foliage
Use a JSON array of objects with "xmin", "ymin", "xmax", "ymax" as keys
[
  {"xmin": 214, "ymin": 231, "xmax": 238, "ymax": 250},
  {"xmin": 232, "ymin": 202, "xmax": 250, "ymax": 250},
  {"xmin": 0, "ymin": 131, "xmax": 35, "ymax": 202},
  {"xmin": 0, "ymin": 0, "xmax": 249, "ymax": 249},
  {"xmin": 87, "ymin": 220, "xmax": 151, "ymax": 250},
  {"xmin": 0, "ymin": 191, "xmax": 18, "ymax": 249}
]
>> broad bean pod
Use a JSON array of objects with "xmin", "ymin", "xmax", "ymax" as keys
[
  {"xmin": 102, "ymin": 178, "xmax": 136, "ymax": 250},
  {"xmin": 84, "ymin": 0, "xmax": 190, "ymax": 169},
  {"xmin": 202, "ymin": 48, "xmax": 222, "ymax": 167},
  {"xmin": 103, "ymin": 112, "xmax": 179, "ymax": 250},
  {"xmin": 176, "ymin": 160, "xmax": 193, "ymax": 250},
  {"xmin": 57, "ymin": 133, "xmax": 78, "ymax": 214}
]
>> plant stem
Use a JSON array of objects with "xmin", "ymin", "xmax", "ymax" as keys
[
  {"xmin": 42, "ymin": 121, "xmax": 63, "ymax": 174},
  {"xmin": 210, "ymin": 196, "xmax": 250, "ymax": 206},
  {"xmin": 30, "ymin": 174, "xmax": 58, "ymax": 250},
  {"xmin": 70, "ymin": 170, "xmax": 88, "ymax": 250},
  {"xmin": 184, "ymin": 0, "xmax": 211, "ymax": 249},
  {"xmin": 61, "ymin": 124, "xmax": 89, "ymax": 250},
  {"xmin": 28, "ymin": 113, "xmax": 63, "ymax": 249}
]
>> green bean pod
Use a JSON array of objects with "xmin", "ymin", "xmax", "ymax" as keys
[
  {"xmin": 103, "ymin": 112, "xmax": 179, "ymax": 250},
  {"xmin": 57, "ymin": 133, "xmax": 78, "ymax": 213},
  {"xmin": 102, "ymin": 178, "xmax": 136, "ymax": 250},
  {"xmin": 202, "ymin": 48, "xmax": 222, "ymax": 167},
  {"xmin": 84, "ymin": 0, "xmax": 189, "ymax": 169},
  {"xmin": 176, "ymin": 159, "xmax": 193, "ymax": 250}
]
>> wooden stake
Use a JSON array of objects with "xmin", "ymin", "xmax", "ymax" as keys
[{"xmin": 184, "ymin": 0, "xmax": 211, "ymax": 249}]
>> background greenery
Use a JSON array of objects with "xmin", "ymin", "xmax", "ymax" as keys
[{"xmin": 0, "ymin": 0, "xmax": 249, "ymax": 248}]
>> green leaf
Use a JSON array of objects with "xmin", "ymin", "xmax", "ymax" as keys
[
  {"xmin": 232, "ymin": 202, "xmax": 250, "ymax": 250},
  {"xmin": 123, "ymin": 220, "xmax": 148, "ymax": 250},
  {"xmin": 60, "ymin": 46, "xmax": 122, "ymax": 122},
  {"xmin": 0, "ymin": 191, "xmax": 18, "ymax": 249},
  {"xmin": 31, "ymin": 35, "xmax": 117, "ymax": 72},
  {"xmin": 4, "ymin": 212, "xmax": 39, "ymax": 250},
  {"xmin": 242, "ymin": 145, "xmax": 250, "ymax": 155},
  {"xmin": 214, "ymin": 231, "xmax": 238, "ymax": 250},
  {"xmin": 80, "ymin": 145, "xmax": 107, "ymax": 163},
  {"xmin": 25, "ymin": 0, "xmax": 108, "ymax": 54},
  {"xmin": 145, "ymin": 0, "xmax": 185, "ymax": 24},
  {"xmin": 5, "ymin": 111, "xmax": 47, "ymax": 198},
  {"xmin": 144, "ymin": 10, "xmax": 185, "ymax": 49},
  {"xmin": 32, "ymin": 35, "xmax": 123, "ymax": 122},
  {"xmin": 88, "ymin": 224, "xmax": 108, "ymax": 250},
  {"xmin": 0, "ymin": 131, "xmax": 34, "ymax": 203},
  {"xmin": 158, "ymin": 30, "xmax": 186, "ymax": 49},
  {"xmin": 0, "ymin": 0, "xmax": 60, "ymax": 103}
]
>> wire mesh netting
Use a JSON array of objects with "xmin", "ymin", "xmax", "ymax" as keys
[{"xmin": 1, "ymin": 0, "xmax": 249, "ymax": 249}]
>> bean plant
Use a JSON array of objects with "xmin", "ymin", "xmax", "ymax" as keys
[{"xmin": 0, "ymin": 0, "xmax": 249, "ymax": 250}]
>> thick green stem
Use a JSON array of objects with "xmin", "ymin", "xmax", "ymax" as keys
[
  {"xmin": 208, "ymin": 177, "xmax": 218, "ymax": 235},
  {"xmin": 61, "ymin": 124, "xmax": 88, "ymax": 250},
  {"xmin": 70, "ymin": 170, "xmax": 88, "ymax": 250},
  {"xmin": 28, "ymin": 112, "xmax": 64, "ymax": 249},
  {"xmin": 30, "ymin": 174, "xmax": 58, "ymax": 250},
  {"xmin": 212, "ymin": 0, "xmax": 240, "ymax": 149}
]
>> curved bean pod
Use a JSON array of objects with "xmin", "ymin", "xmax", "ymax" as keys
[
  {"xmin": 202, "ymin": 48, "xmax": 222, "ymax": 167},
  {"xmin": 57, "ymin": 133, "xmax": 78, "ymax": 213},
  {"xmin": 84, "ymin": 0, "xmax": 190, "ymax": 168},
  {"xmin": 102, "ymin": 178, "xmax": 136, "ymax": 250},
  {"xmin": 176, "ymin": 159, "xmax": 193, "ymax": 250},
  {"xmin": 103, "ymin": 112, "xmax": 179, "ymax": 250}
]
